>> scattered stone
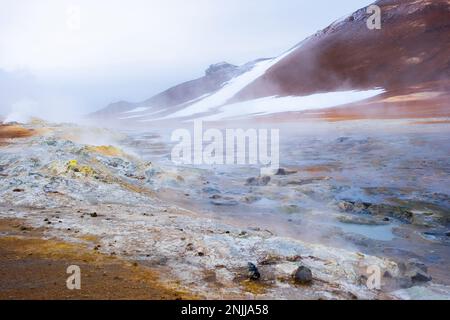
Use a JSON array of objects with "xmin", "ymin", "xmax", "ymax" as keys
[
  {"xmin": 274, "ymin": 168, "xmax": 296, "ymax": 176},
  {"xmin": 383, "ymin": 271, "xmax": 393, "ymax": 278},
  {"xmin": 90, "ymin": 212, "xmax": 98, "ymax": 217},
  {"xmin": 337, "ymin": 200, "xmax": 414, "ymax": 223},
  {"xmin": 293, "ymin": 266, "xmax": 313, "ymax": 284},
  {"xmin": 398, "ymin": 258, "xmax": 432, "ymax": 285},
  {"xmin": 12, "ymin": 188, "xmax": 24, "ymax": 192},
  {"xmin": 245, "ymin": 176, "xmax": 271, "ymax": 186},
  {"xmin": 210, "ymin": 196, "xmax": 239, "ymax": 206},
  {"xmin": 411, "ymin": 271, "xmax": 432, "ymax": 283},
  {"xmin": 336, "ymin": 137, "xmax": 350, "ymax": 143},
  {"xmin": 247, "ymin": 262, "xmax": 261, "ymax": 280}
]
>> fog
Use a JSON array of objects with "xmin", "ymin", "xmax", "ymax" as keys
[{"xmin": 0, "ymin": 0, "xmax": 374, "ymax": 121}]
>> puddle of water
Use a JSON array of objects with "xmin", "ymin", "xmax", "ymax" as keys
[{"xmin": 329, "ymin": 220, "xmax": 397, "ymax": 241}]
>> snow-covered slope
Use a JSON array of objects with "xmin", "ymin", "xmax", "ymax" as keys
[{"xmin": 89, "ymin": 0, "xmax": 450, "ymax": 124}]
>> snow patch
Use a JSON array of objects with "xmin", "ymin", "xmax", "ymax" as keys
[
  {"xmin": 197, "ymin": 89, "xmax": 384, "ymax": 121},
  {"xmin": 156, "ymin": 46, "xmax": 299, "ymax": 120}
]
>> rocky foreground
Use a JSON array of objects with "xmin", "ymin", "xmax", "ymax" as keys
[{"xmin": 0, "ymin": 121, "xmax": 449, "ymax": 299}]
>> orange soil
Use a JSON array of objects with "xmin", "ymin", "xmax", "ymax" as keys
[
  {"xmin": 0, "ymin": 219, "xmax": 195, "ymax": 300},
  {"xmin": 0, "ymin": 125, "xmax": 35, "ymax": 139}
]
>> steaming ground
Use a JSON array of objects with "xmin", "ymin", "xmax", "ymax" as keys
[{"xmin": 0, "ymin": 118, "xmax": 449, "ymax": 299}]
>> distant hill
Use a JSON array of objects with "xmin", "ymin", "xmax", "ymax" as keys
[{"xmin": 89, "ymin": 0, "xmax": 450, "ymax": 125}]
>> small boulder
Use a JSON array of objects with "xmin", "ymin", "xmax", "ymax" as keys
[
  {"xmin": 293, "ymin": 266, "xmax": 313, "ymax": 284},
  {"xmin": 274, "ymin": 168, "xmax": 296, "ymax": 175},
  {"xmin": 210, "ymin": 196, "xmax": 239, "ymax": 206},
  {"xmin": 245, "ymin": 176, "xmax": 271, "ymax": 186},
  {"xmin": 247, "ymin": 262, "xmax": 261, "ymax": 280},
  {"xmin": 411, "ymin": 271, "xmax": 432, "ymax": 283},
  {"xmin": 399, "ymin": 258, "xmax": 432, "ymax": 284}
]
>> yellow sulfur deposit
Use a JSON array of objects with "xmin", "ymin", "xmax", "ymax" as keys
[
  {"xmin": 85, "ymin": 145, "xmax": 123, "ymax": 157},
  {"xmin": 67, "ymin": 160, "xmax": 78, "ymax": 170},
  {"xmin": 66, "ymin": 159, "xmax": 96, "ymax": 177},
  {"xmin": 79, "ymin": 165, "xmax": 96, "ymax": 176}
]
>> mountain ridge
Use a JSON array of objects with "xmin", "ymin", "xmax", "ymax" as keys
[{"xmin": 90, "ymin": 0, "xmax": 450, "ymax": 124}]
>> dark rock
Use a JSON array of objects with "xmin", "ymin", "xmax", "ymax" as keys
[
  {"xmin": 247, "ymin": 262, "xmax": 261, "ymax": 280},
  {"xmin": 12, "ymin": 188, "xmax": 24, "ymax": 192},
  {"xmin": 90, "ymin": 212, "xmax": 98, "ymax": 217},
  {"xmin": 383, "ymin": 271, "xmax": 393, "ymax": 278},
  {"xmin": 274, "ymin": 168, "xmax": 296, "ymax": 176},
  {"xmin": 293, "ymin": 266, "xmax": 313, "ymax": 284},
  {"xmin": 275, "ymin": 168, "xmax": 287, "ymax": 175},
  {"xmin": 337, "ymin": 200, "xmax": 414, "ymax": 223},
  {"xmin": 210, "ymin": 196, "xmax": 238, "ymax": 206},
  {"xmin": 398, "ymin": 258, "xmax": 432, "ymax": 285},
  {"xmin": 336, "ymin": 137, "xmax": 350, "ymax": 143},
  {"xmin": 245, "ymin": 176, "xmax": 271, "ymax": 186},
  {"xmin": 411, "ymin": 271, "xmax": 432, "ymax": 283}
]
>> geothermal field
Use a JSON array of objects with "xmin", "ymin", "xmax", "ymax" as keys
[{"xmin": 0, "ymin": 0, "xmax": 449, "ymax": 301}]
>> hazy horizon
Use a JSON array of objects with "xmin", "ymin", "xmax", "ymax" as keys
[{"xmin": 0, "ymin": 0, "xmax": 373, "ymax": 121}]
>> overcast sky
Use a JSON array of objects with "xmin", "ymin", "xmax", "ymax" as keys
[{"xmin": 0, "ymin": 0, "xmax": 373, "ymax": 118}]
